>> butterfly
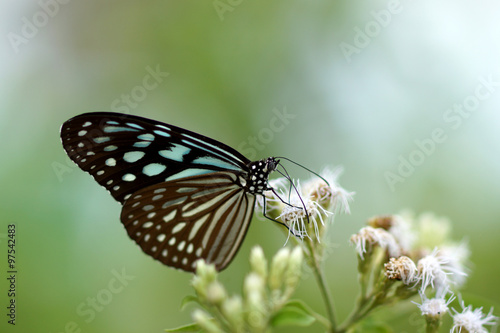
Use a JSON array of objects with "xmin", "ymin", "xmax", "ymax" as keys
[{"xmin": 60, "ymin": 112, "xmax": 286, "ymax": 272}]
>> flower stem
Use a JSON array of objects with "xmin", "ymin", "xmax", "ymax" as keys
[
  {"xmin": 425, "ymin": 317, "xmax": 442, "ymax": 333},
  {"xmin": 306, "ymin": 239, "xmax": 337, "ymax": 332}
]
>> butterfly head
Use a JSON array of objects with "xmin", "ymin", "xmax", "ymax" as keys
[{"xmin": 245, "ymin": 157, "xmax": 279, "ymax": 195}]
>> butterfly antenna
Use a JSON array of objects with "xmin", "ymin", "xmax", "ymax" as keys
[
  {"xmin": 275, "ymin": 156, "xmax": 330, "ymax": 186},
  {"xmin": 275, "ymin": 164, "xmax": 310, "ymax": 225}
]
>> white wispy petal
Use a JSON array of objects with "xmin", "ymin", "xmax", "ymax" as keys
[{"xmin": 451, "ymin": 301, "xmax": 498, "ymax": 333}]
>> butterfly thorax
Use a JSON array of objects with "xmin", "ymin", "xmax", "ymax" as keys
[{"xmin": 242, "ymin": 157, "xmax": 279, "ymax": 195}]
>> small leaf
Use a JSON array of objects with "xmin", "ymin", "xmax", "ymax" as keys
[
  {"xmin": 180, "ymin": 295, "xmax": 200, "ymax": 310},
  {"xmin": 284, "ymin": 299, "xmax": 321, "ymax": 317},
  {"xmin": 164, "ymin": 322, "xmax": 201, "ymax": 332},
  {"xmin": 270, "ymin": 304, "xmax": 316, "ymax": 327}
]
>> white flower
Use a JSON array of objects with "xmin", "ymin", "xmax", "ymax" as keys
[
  {"xmin": 368, "ymin": 214, "xmax": 416, "ymax": 254},
  {"xmin": 417, "ymin": 248, "xmax": 451, "ymax": 292},
  {"xmin": 303, "ymin": 167, "xmax": 353, "ymax": 214},
  {"xmin": 387, "ymin": 215, "xmax": 416, "ymax": 253},
  {"xmin": 260, "ymin": 168, "xmax": 352, "ymax": 241},
  {"xmin": 451, "ymin": 301, "xmax": 498, "ymax": 333},
  {"xmin": 413, "ymin": 287, "xmax": 454, "ymax": 319},
  {"xmin": 350, "ymin": 226, "xmax": 402, "ymax": 259},
  {"xmin": 278, "ymin": 193, "xmax": 332, "ymax": 241},
  {"xmin": 438, "ymin": 242, "xmax": 470, "ymax": 288},
  {"xmin": 384, "ymin": 256, "xmax": 419, "ymax": 285}
]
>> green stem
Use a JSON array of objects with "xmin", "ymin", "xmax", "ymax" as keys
[
  {"xmin": 306, "ymin": 239, "xmax": 337, "ymax": 332},
  {"xmin": 425, "ymin": 317, "xmax": 442, "ymax": 333}
]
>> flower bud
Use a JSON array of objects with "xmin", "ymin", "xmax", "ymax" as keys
[
  {"xmin": 269, "ymin": 248, "xmax": 290, "ymax": 291},
  {"xmin": 249, "ymin": 246, "xmax": 268, "ymax": 280}
]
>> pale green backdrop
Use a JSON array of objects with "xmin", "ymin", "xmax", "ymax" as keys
[{"xmin": 1, "ymin": 1, "xmax": 499, "ymax": 332}]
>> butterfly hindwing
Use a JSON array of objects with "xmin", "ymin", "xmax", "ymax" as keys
[
  {"xmin": 60, "ymin": 112, "xmax": 250, "ymax": 203},
  {"xmin": 120, "ymin": 171, "xmax": 256, "ymax": 272}
]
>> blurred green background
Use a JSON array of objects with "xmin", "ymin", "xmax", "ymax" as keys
[{"xmin": 1, "ymin": 0, "xmax": 499, "ymax": 332}]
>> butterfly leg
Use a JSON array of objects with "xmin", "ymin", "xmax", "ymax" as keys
[
  {"xmin": 267, "ymin": 187, "xmax": 311, "ymax": 226},
  {"xmin": 260, "ymin": 195, "xmax": 303, "ymax": 238}
]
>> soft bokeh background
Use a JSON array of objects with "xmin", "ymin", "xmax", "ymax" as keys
[{"xmin": 1, "ymin": 0, "xmax": 499, "ymax": 332}]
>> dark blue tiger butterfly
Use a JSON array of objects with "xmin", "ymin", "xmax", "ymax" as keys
[{"xmin": 61, "ymin": 112, "xmax": 287, "ymax": 272}]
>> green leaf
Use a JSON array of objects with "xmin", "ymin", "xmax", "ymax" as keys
[
  {"xmin": 164, "ymin": 322, "xmax": 201, "ymax": 332},
  {"xmin": 180, "ymin": 295, "xmax": 200, "ymax": 310},
  {"xmin": 270, "ymin": 302, "xmax": 316, "ymax": 327},
  {"xmin": 283, "ymin": 300, "xmax": 320, "ymax": 317}
]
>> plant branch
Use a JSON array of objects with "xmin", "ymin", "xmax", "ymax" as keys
[{"xmin": 305, "ymin": 238, "xmax": 337, "ymax": 332}]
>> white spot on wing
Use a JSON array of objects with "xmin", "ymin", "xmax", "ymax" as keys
[
  {"xmin": 158, "ymin": 143, "xmax": 191, "ymax": 162},
  {"xmin": 104, "ymin": 145, "xmax": 117, "ymax": 151},
  {"xmin": 165, "ymin": 169, "xmax": 213, "ymax": 181},
  {"xmin": 123, "ymin": 151, "xmax": 145, "ymax": 163},
  {"xmin": 192, "ymin": 156, "xmax": 241, "ymax": 171},
  {"xmin": 143, "ymin": 163, "xmax": 166, "ymax": 176},
  {"xmin": 122, "ymin": 173, "xmax": 136, "ymax": 181},
  {"xmin": 157, "ymin": 234, "xmax": 166, "ymax": 242},
  {"xmin": 156, "ymin": 124, "xmax": 171, "ymax": 131},
  {"xmin": 127, "ymin": 123, "xmax": 144, "ymax": 129},
  {"xmin": 153, "ymin": 130, "xmax": 170, "ymax": 137},
  {"xmin": 104, "ymin": 126, "xmax": 138, "ymax": 133},
  {"xmin": 172, "ymin": 222, "xmax": 186, "ymax": 234},
  {"xmin": 163, "ymin": 211, "xmax": 176, "ymax": 223},
  {"xmin": 133, "ymin": 141, "xmax": 151, "ymax": 148},
  {"xmin": 143, "ymin": 221, "xmax": 154, "ymax": 228},
  {"xmin": 105, "ymin": 158, "xmax": 116, "ymax": 167},
  {"xmin": 152, "ymin": 194, "xmax": 163, "ymax": 201},
  {"xmin": 78, "ymin": 130, "xmax": 87, "ymax": 136},
  {"xmin": 137, "ymin": 133, "xmax": 155, "ymax": 141},
  {"xmin": 189, "ymin": 215, "xmax": 209, "ymax": 240},
  {"xmin": 142, "ymin": 204, "xmax": 154, "ymax": 211},
  {"xmin": 93, "ymin": 137, "xmax": 111, "ymax": 143},
  {"xmin": 82, "ymin": 121, "xmax": 92, "ymax": 127}
]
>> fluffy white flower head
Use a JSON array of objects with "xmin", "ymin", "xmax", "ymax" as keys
[
  {"xmin": 417, "ymin": 248, "xmax": 452, "ymax": 292},
  {"xmin": 413, "ymin": 288, "xmax": 454, "ymax": 319},
  {"xmin": 278, "ymin": 194, "xmax": 331, "ymax": 241},
  {"xmin": 262, "ymin": 167, "xmax": 352, "ymax": 241},
  {"xmin": 451, "ymin": 302, "xmax": 498, "ymax": 333},
  {"xmin": 350, "ymin": 226, "xmax": 401, "ymax": 259},
  {"xmin": 417, "ymin": 248, "xmax": 468, "ymax": 293}
]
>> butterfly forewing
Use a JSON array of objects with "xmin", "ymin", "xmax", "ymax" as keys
[
  {"xmin": 120, "ymin": 172, "xmax": 255, "ymax": 272},
  {"xmin": 61, "ymin": 112, "xmax": 250, "ymax": 203}
]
